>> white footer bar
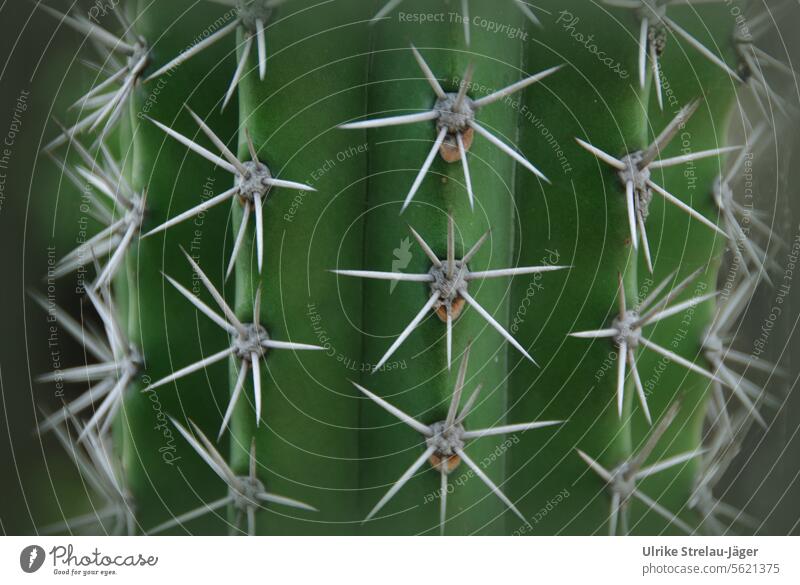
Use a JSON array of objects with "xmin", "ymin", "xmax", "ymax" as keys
[{"xmin": 1, "ymin": 536, "xmax": 797, "ymax": 584}]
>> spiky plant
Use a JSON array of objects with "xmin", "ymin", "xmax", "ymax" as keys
[{"xmin": 33, "ymin": 0, "xmax": 789, "ymax": 536}]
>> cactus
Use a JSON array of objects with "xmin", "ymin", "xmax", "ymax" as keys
[{"xmin": 33, "ymin": 0, "xmax": 789, "ymax": 537}]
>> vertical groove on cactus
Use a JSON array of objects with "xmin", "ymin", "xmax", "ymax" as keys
[
  {"xmin": 508, "ymin": 0, "xmax": 650, "ymax": 534},
  {"xmin": 357, "ymin": 0, "xmax": 556, "ymax": 535},
  {"xmin": 229, "ymin": 0, "xmax": 374, "ymax": 535},
  {"xmin": 122, "ymin": 0, "xmax": 239, "ymax": 532},
  {"xmin": 30, "ymin": 0, "xmax": 791, "ymax": 538}
]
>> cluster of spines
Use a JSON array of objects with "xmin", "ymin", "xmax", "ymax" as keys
[
  {"xmin": 34, "ymin": 0, "xmax": 317, "ymax": 536},
  {"xmin": 33, "ymin": 0, "xmax": 789, "ymax": 536}
]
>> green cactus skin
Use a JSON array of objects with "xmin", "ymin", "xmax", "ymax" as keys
[
  {"xmin": 122, "ymin": 0, "xmax": 239, "ymax": 532},
  {"xmin": 509, "ymin": 1, "xmax": 741, "ymax": 535},
  {"xmin": 228, "ymin": 0, "xmax": 375, "ymax": 535},
  {"xmin": 357, "ymin": 0, "xmax": 552, "ymax": 535},
  {"xmin": 34, "ymin": 0, "xmax": 778, "ymax": 537},
  {"xmin": 507, "ymin": 0, "xmax": 647, "ymax": 535}
]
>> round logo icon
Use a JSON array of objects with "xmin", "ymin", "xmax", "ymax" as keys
[{"xmin": 20, "ymin": 545, "xmax": 46, "ymax": 573}]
